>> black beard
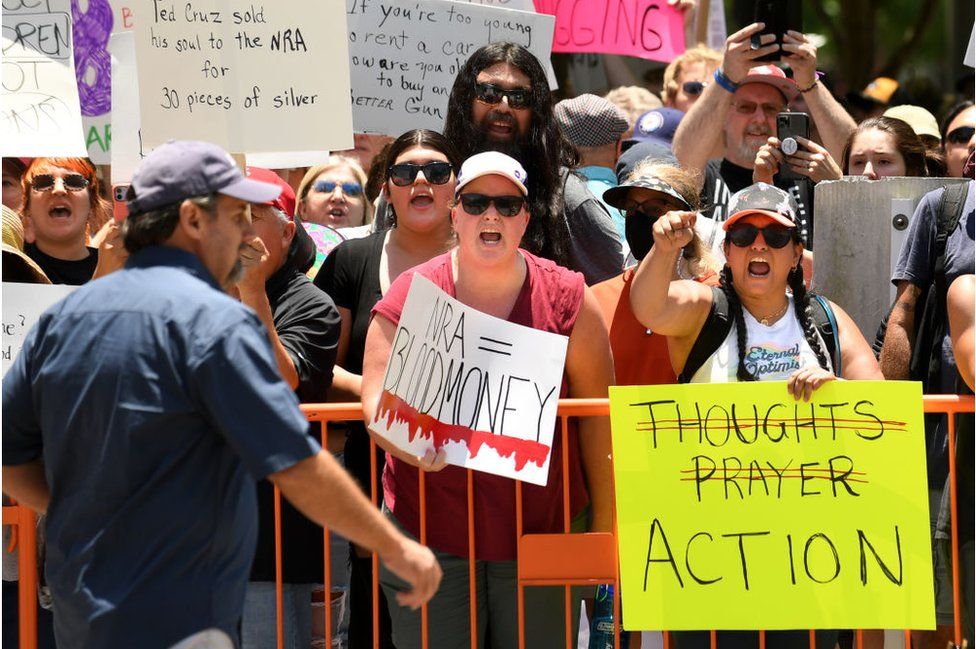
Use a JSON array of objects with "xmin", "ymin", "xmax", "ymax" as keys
[{"xmin": 469, "ymin": 112, "xmax": 528, "ymax": 162}]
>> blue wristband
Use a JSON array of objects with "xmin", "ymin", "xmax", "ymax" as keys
[{"xmin": 713, "ymin": 68, "xmax": 739, "ymax": 93}]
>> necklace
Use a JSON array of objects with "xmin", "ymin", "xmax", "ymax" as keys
[{"xmin": 754, "ymin": 302, "xmax": 790, "ymax": 326}]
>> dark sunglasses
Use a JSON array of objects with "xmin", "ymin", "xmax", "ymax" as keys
[
  {"xmin": 30, "ymin": 173, "xmax": 89, "ymax": 192},
  {"xmin": 946, "ymin": 125, "xmax": 974, "ymax": 145},
  {"xmin": 682, "ymin": 80, "xmax": 708, "ymax": 96},
  {"xmin": 312, "ymin": 180, "xmax": 363, "ymax": 196},
  {"xmin": 388, "ymin": 161, "xmax": 453, "ymax": 187},
  {"xmin": 458, "ymin": 193, "xmax": 525, "ymax": 217},
  {"xmin": 474, "ymin": 82, "xmax": 532, "ymax": 110},
  {"xmin": 727, "ymin": 223, "xmax": 796, "ymax": 249}
]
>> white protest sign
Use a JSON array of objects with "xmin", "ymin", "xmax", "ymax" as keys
[
  {"xmin": 134, "ymin": 0, "xmax": 353, "ymax": 153},
  {"xmin": 347, "ymin": 0, "xmax": 556, "ymax": 135},
  {"xmin": 246, "ymin": 150, "xmax": 331, "ymax": 169},
  {"xmin": 1, "ymin": 0, "xmax": 87, "ymax": 156},
  {"xmin": 73, "ymin": 0, "xmax": 115, "ymax": 164},
  {"xmin": 965, "ymin": 24, "xmax": 975, "ymax": 69},
  {"xmin": 2, "ymin": 282, "xmax": 78, "ymax": 376},
  {"xmin": 457, "ymin": 0, "xmax": 535, "ymax": 9},
  {"xmin": 372, "ymin": 275, "xmax": 568, "ymax": 486},
  {"xmin": 109, "ymin": 30, "xmax": 143, "ymax": 183}
]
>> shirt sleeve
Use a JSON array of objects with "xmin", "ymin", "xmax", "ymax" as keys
[
  {"xmin": 2, "ymin": 325, "xmax": 43, "ymax": 465},
  {"xmin": 190, "ymin": 316, "xmax": 320, "ymax": 480},
  {"xmin": 314, "ymin": 241, "xmax": 353, "ymax": 309},
  {"xmin": 276, "ymin": 288, "xmax": 341, "ymax": 402},
  {"xmin": 892, "ymin": 189, "xmax": 940, "ymax": 287}
]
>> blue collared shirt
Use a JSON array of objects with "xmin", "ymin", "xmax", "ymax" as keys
[
  {"xmin": 3, "ymin": 245, "xmax": 319, "ymax": 648},
  {"xmin": 579, "ymin": 165, "xmax": 626, "ymax": 240}
]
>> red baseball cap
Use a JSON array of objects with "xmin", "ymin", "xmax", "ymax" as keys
[
  {"xmin": 246, "ymin": 167, "xmax": 296, "ymax": 218},
  {"xmin": 740, "ymin": 65, "xmax": 799, "ymax": 101}
]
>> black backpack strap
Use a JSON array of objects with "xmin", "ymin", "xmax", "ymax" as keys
[
  {"xmin": 933, "ymin": 182, "xmax": 968, "ymax": 300},
  {"xmin": 809, "ymin": 294, "xmax": 841, "ymax": 376},
  {"xmin": 678, "ymin": 286, "xmax": 731, "ymax": 383}
]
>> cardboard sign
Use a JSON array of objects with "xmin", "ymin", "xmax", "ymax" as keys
[
  {"xmin": 537, "ymin": 0, "xmax": 685, "ymax": 62},
  {"xmin": 134, "ymin": 0, "xmax": 353, "ymax": 153},
  {"xmin": 609, "ymin": 381, "xmax": 934, "ymax": 630},
  {"xmin": 2, "ymin": 282, "xmax": 78, "ymax": 376},
  {"xmin": 109, "ymin": 30, "xmax": 143, "ymax": 182},
  {"xmin": 347, "ymin": 0, "xmax": 556, "ymax": 135},
  {"xmin": 371, "ymin": 275, "xmax": 568, "ymax": 486},
  {"xmin": 2, "ymin": 0, "xmax": 87, "ymax": 156}
]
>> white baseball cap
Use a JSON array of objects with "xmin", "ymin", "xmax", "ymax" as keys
[{"xmin": 455, "ymin": 151, "xmax": 528, "ymax": 196}]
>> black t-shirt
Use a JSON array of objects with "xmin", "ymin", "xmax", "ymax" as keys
[
  {"xmin": 313, "ymin": 232, "xmax": 387, "ymax": 497},
  {"xmin": 250, "ymin": 263, "xmax": 341, "ymax": 583},
  {"xmin": 24, "ymin": 243, "xmax": 97, "ymax": 285},
  {"xmin": 700, "ymin": 158, "xmax": 815, "ymax": 248}
]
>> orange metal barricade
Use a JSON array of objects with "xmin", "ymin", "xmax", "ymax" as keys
[{"xmin": 4, "ymin": 394, "xmax": 973, "ymax": 649}]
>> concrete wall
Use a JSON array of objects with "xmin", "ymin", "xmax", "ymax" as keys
[{"xmin": 812, "ymin": 177, "xmax": 969, "ymax": 340}]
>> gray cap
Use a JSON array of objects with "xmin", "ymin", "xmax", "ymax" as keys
[
  {"xmin": 127, "ymin": 140, "xmax": 281, "ymax": 215},
  {"xmin": 603, "ymin": 176, "xmax": 691, "ymax": 212},
  {"xmin": 554, "ymin": 94, "xmax": 629, "ymax": 148}
]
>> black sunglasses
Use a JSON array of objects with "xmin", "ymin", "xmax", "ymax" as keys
[
  {"xmin": 727, "ymin": 223, "xmax": 795, "ymax": 249},
  {"xmin": 682, "ymin": 81, "xmax": 708, "ymax": 96},
  {"xmin": 458, "ymin": 193, "xmax": 525, "ymax": 217},
  {"xmin": 474, "ymin": 82, "xmax": 532, "ymax": 110},
  {"xmin": 30, "ymin": 173, "xmax": 89, "ymax": 192},
  {"xmin": 388, "ymin": 161, "xmax": 453, "ymax": 187},
  {"xmin": 312, "ymin": 180, "xmax": 363, "ymax": 196},
  {"xmin": 947, "ymin": 125, "xmax": 974, "ymax": 145}
]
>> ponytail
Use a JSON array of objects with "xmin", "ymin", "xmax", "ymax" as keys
[
  {"xmin": 719, "ymin": 265, "xmax": 757, "ymax": 381},
  {"xmin": 788, "ymin": 264, "xmax": 833, "ymax": 373}
]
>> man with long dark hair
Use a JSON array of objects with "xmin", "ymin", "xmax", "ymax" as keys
[{"xmin": 443, "ymin": 42, "xmax": 623, "ymax": 285}]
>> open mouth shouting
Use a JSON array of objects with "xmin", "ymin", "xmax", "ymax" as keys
[
  {"xmin": 748, "ymin": 257, "xmax": 771, "ymax": 278},
  {"xmin": 479, "ymin": 229, "xmax": 502, "ymax": 246},
  {"xmin": 409, "ymin": 190, "xmax": 434, "ymax": 210}
]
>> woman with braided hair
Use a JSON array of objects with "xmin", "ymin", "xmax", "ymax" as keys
[{"xmin": 629, "ymin": 182, "xmax": 882, "ymax": 647}]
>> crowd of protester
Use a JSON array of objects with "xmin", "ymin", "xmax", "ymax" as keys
[{"xmin": 2, "ymin": 11, "xmax": 975, "ymax": 649}]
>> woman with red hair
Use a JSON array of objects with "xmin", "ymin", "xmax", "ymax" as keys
[{"xmin": 20, "ymin": 157, "xmax": 112, "ymax": 285}]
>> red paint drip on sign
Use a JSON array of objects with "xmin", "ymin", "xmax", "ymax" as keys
[{"xmin": 375, "ymin": 390, "xmax": 551, "ymax": 471}]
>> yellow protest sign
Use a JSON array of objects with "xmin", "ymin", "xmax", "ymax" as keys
[{"xmin": 609, "ymin": 381, "xmax": 934, "ymax": 631}]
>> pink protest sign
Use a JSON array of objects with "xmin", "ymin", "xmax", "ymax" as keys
[{"xmin": 536, "ymin": 0, "xmax": 686, "ymax": 62}]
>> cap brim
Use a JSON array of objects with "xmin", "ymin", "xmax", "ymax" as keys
[
  {"xmin": 456, "ymin": 171, "xmax": 527, "ymax": 196},
  {"xmin": 603, "ymin": 179, "xmax": 691, "ymax": 211},
  {"xmin": 723, "ymin": 209, "xmax": 795, "ymax": 230},
  {"xmin": 219, "ymin": 177, "xmax": 283, "ymax": 204}
]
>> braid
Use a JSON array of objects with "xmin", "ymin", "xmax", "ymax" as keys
[
  {"xmin": 720, "ymin": 266, "xmax": 757, "ymax": 382},
  {"xmin": 788, "ymin": 265, "xmax": 833, "ymax": 373}
]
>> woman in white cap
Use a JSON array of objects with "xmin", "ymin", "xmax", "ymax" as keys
[
  {"xmin": 630, "ymin": 182, "xmax": 882, "ymax": 648},
  {"xmin": 360, "ymin": 151, "xmax": 614, "ymax": 648}
]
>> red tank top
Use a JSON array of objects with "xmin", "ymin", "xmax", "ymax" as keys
[{"xmin": 372, "ymin": 250, "xmax": 588, "ymax": 560}]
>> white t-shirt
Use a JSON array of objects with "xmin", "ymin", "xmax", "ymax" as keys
[{"xmin": 690, "ymin": 295, "xmax": 832, "ymax": 383}]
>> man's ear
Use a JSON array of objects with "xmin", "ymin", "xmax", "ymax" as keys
[
  {"xmin": 178, "ymin": 200, "xmax": 206, "ymax": 241},
  {"xmin": 282, "ymin": 220, "xmax": 296, "ymax": 247}
]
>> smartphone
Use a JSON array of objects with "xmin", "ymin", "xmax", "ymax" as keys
[
  {"xmin": 751, "ymin": 0, "xmax": 802, "ymax": 63},
  {"xmin": 112, "ymin": 184, "xmax": 130, "ymax": 222},
  {"xmin": 776, "ymin": 112, "xmax": 809, "ymax": 182}
]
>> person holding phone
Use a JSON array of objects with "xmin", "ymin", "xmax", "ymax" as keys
[{"xmin": 672, "ymin": 23, "xmax": 856, "ymax": 248}]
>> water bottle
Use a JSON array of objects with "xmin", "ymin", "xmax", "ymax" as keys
[{"xmin": 588, "ymin": 584, "xmax": 627, "ymax": 649}]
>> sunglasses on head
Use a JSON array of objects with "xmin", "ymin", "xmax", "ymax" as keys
[
  {"xmin": 458, "ymin": 193, "xmax": 525, "ymax": 217},
  {"xmin": 727, "ymin": 223, "xmax": 796, "ymax": 249},
  {"xmin": 30, "ymin": 173, "xmax": 89, "ymax": 192},
  {"xmin": 313, "ymin": 180, "xmax": 363, "ymax": 196},
  {"xmin": 474, "ymin": 82, "xmax": 532, "ymax": 110},
  {"xmin": 682, "ymin": 81, "xmax": 708, "ymax": 96},
  {"xmin": 388, "ymin": 161, "xmax": 453, "ymax": 187},
  {"xmin": 947, "ymin": 125, "xmax": 975, "ymax": 145}
]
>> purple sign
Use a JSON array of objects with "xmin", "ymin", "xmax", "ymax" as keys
[{"xmin": 71, "ymin": 0, "xmax": 112, "ymax": 117}]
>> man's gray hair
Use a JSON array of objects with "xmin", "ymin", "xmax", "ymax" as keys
[{"xmin": 122, "ymin": 193, "xmax": 218, "ymax": 254}]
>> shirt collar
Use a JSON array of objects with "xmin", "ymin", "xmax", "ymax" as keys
[
  {"xmin": 125, "ymin": 245, "xmax": 222, "ymax": 291},
  {"xmin": 579, "ymin": 165, "xmax": 617, "ymax": 183}
]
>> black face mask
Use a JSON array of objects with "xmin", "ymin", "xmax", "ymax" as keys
[{"xmin": 625, "ymin": 210, "xmax": 657, "ymax": 261}]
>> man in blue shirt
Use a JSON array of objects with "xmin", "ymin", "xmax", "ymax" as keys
[{"xmin": 2, "ymin": 141, "xmax": 441, "ymax": 649}]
